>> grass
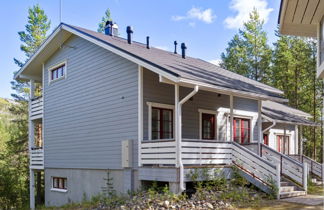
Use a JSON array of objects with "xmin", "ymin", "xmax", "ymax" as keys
[
  {"xmin": 239, "ymin": 200, "xmax": 324, "ymax": 210},
  {"xmin": 308, "ymin": 183, "xmax": 324, "ymax": 196}
]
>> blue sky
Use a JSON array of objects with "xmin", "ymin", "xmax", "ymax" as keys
[{"xmin": 0, "ymin": 0, "xmax": 281, "ymax": 99}]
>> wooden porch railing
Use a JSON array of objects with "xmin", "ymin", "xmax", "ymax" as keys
[
  {"xmin": 140, "ymin": 139, "xmax": 279, "ymax": 191},
  {"xmin": 30, "ymin": 96, "xmax": 43, "ymax": 120},
  {"xmin": 260, "ymin": 143, "xmax": 305, "ymax": 187},
  {"xmin": 289, "ymin": 154, "xmax": 323, "ymax": 179},
  {"xmin": 30, "ymin": 147, "xmax": 44, "ymax": 169}
]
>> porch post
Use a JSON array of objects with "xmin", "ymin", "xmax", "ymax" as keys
[
  {"xmin": 29, "ymin": 80, "xmax": 35, "ymax": 209},
  {"xmin": 258, "ymin": 100, "xmax": 262, "ymax": 155},
  {"xmin": 230, "ymin": 95, "xmax": 233, "ymax": 141},
  {"xmin": 295, "ymin": 125, "xmax": 298, "ymax": 155},
  {"xmin": 138, "ymin": 66, "xmax": 143, "ymax": 167},
  {"xmin": 300, "ymin": 126, "xmax": 303, "ymax": 157},
  {"xmin": 284, "ymin": 126, "xmax": 287, "ymax": 154},
  {"xmin": 29, "ymin": 79, "xmax": 36, "ymax": 209},
  {"xmin": 175, "ymin": 84, "xmax": 180, "ymax": 168}
]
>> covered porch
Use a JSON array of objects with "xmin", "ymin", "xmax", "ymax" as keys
[{"xmin": 137, "ymin": 68, "xmax": 277, "ymax": 193}]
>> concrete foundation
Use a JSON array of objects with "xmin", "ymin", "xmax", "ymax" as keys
[{"xmin": 44, "ymin": 168, "xmax": 138, "ymax": 207}]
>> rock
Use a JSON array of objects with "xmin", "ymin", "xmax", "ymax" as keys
[
  {"xmin": 206, "ymin": 202, "xmax": 214, "ymax": 209},
  {"xmin": 164, "ymin": 200, "xmax": 170, "ymax": 208}
]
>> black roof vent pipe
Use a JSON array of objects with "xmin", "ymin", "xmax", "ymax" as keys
[
  {"xmin": 146, "ymin": 36, "xmax": 150, "ymax": 49},
  {"xmin": 126, "ymin": 26, "xmax": 133, "ymax": 44},
  {"xmin": 174, "ymin": 41, "xmax": 177, "ymax": 54},
  {"xmin": 181, "ymin": 43, "xmax": 187, "ymax": 59},
  {"xmin": 104, "ymin": 21, "xmax": 113, "ymax": 36}
]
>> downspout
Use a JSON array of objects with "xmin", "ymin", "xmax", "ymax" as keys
[
  {"xmin": 262, "ymin": 119, "xmax": 276, "ymax": 133},
  {"xmin": 177, "ymin": 85, "xmax": 199, "ymax": 192}
]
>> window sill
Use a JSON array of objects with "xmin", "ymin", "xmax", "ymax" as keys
[
  {"xmin": 51, "ymin": 188, "xmax": 67, "ymax": 193},
  {"xmin": 49, "ymin": 76, "xmax": 66, "ymax": 85}
]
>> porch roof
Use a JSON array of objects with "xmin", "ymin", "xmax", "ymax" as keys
[
  {"xmin": 262, "ymin": 101, "xmax": 319, "ymax": 127},
  {"xmin": 15, "ymin": 23, "xmax": 286, "ymax": 102}
]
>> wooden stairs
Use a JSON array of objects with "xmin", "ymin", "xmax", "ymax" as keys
[{"xmin": 280, "ymin": 180, "xmax": 306, "ymax": 199}]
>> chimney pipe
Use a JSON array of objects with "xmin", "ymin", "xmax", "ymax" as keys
[
  {"xmin": 181, "ymin": 43, "xmax": 187, "ymax": 59},
  {"xmin": 104, "ymin": 21, "xmax": 113, "ymax": 36},
  {"xmin": 174, "ymin": 41, "xmax": 177, "ymax": 54},
  {"xmin": 126, "ymin": 26, "xmax": 133, "ymax": 44},
  {"xmin": 146, "ymin": 36, "xmax": 150, "ymax": 49}
]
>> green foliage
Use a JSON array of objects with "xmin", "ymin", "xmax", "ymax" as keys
[
  {"xmin": 221, "ymin": 8, "xmax": 272, "ymax": 83},
  {"xmin": 0, "ymin": 4, "xmax": 51, "ymax": 209},
  {"xmin": 101, "ymin": 170, "xmax": 116, "ymax": 197},
  {"xmin": 221, "ymin": 8, "xmax": 323, "ymax": 161},
  {"xmin": 265, "ymin": 174, "xmax": 278, "ymax": 199},
  {"xmin": 231, "ymin": 165, "xmax": 249, "ymax": 187},
  {"xmin": 97, "ymin": 8, "xmax": 112, "ymax": 33}
]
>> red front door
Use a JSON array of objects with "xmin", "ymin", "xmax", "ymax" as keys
[{"xmin": 202, "ymin": 113, "xmax": 215, "ymax": 140}]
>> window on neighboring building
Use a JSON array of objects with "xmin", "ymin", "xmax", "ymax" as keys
[
  {"xmin": 263, "ymin": 134, "xmax": 269, "ymax": 145},
  {"xmin": 52, "ymin": 177, "xmax": 67, "ymax": 190},
  {"xmin": 152, "ymin": 107, "xmax": 173, "ymax": 140},
  {"xmin": 233, "ymin": 117, "xmax": 250, "ymax": 144},
  {"xmin": 201, "ymin": 113, "xmax": 215, "ymax": 140},
  {"xmin": 49, "ymin": 63, "xmax": 66, "ymax": 82},
  {"xmin": 277, "ymin": 135, "xmax": 289, "ymax": 155}
]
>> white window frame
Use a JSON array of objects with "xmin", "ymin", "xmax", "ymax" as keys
[
  {"xmin": 50, "ymin": 176, "xmax": 68, "ymax": 193},
  {"xmin": 198, "ymin": 109, "xmax": 217, "ymax": 140},
  {"xmin": 48, "ymin": 60, "xmax": 67, "ymax": 84},
  {"xmin": 146, "ymin": 102, "xmax": 175, "ymax": 141}
]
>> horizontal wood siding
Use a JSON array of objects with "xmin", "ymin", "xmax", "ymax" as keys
[
  {"xmin": 143, "ymin": 70, "xmax": 259, "ymax": 141},
  {"xmin": 43, "ymin": 35, "xmax": 138, "ymax": 169}
]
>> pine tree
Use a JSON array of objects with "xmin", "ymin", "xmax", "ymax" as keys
[
  {"xmin": 97, "ymin": 8, "xmax": 112, "ymax": 33},
  {"xmin": 221, "ymin": 8, "xmax": 272, "ymax": 83},
  {"xmin": 0, "ymin": 4, "xmax": 50, "ymax": 208}
]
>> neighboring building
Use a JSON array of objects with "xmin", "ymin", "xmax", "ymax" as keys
[
  {"xmin": 262, "ymin": 100, "xmax": 318, "ymax": 155},
  {"xmin": 278, "ymin": 0, "xmax": 324, "ymax": 185},
  {"xmin": 278, "ymin": 0, "xmax": 324, "ymax": 78},
  {"xmin": 15, "ymin": 22, "xmax": 321, "ymax": 209}
]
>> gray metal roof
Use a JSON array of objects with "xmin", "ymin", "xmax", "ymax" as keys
[
  {"xmin": 262, "ymin": 101, "xmax": 318, "ymax": 126},
  {"xmin": 64, "ymin": 24, "xmax": 285, "ymax": 100}
]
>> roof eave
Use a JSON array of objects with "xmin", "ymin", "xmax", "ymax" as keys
[{"xmin": 179, "ymin": 78, "xmax": 287, "ymax": 102}]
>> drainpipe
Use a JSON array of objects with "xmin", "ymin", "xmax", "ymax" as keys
[
  {"xmin": 176, "ymin": 85, "xmax": 199, "ymax": 192},
  {"xmin": 262, "ymin": 120, "xmax": 276, "ymax": 133}
]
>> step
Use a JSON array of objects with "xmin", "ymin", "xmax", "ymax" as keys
[
  {"xmin": 280, "ymin": 181, "xmax": 292, "ymax": 187},
  {"xmin": 280, "ymin": 186, "xmax": 295, "ymax": 193},
  {"xmin": 280, "ymin": 191, "xmax": 306, "ymax": 199}
]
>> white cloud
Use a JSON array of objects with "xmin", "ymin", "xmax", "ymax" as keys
[
  {"xmin": 209, "ymin": 59, "xmax": 222, "ymax": 66},
  {"xmin": 224, "ymin": 0, "xmax": 273, "ymax": 29},
  {"xmin": 154, "ymin": 46, "xmax": 169, "ymax": 51},
  {"xmin": 172, "ymin": 7, "xmax": 216, "ymax": 24}
]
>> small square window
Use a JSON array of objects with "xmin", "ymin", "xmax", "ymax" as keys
[
  {"xmin": 52, "ymin": 177, "xmax": 67, "ymax": 190},
  {"xmin": 49, "ymin": 63, "xmax": 66, "ymax": 82}
]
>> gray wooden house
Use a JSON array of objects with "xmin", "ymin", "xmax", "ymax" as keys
[{"xmin": 14, "ymin": 22, "xmax": 323, "ymax": 209}]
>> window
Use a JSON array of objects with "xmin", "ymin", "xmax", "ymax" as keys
[
  {"xmin": 49, "ymin": 61, "xmax": 66, "ymax": 82},
  {"xmin": 263, "ymin": 134, "xmax": 269, "ymax": 145},
  {"xmin": 277, "ymin": 135, "xmax": 289, "ymax": 155},
  {"xmin": 52, "ymin": 177, "xmax": 67, "ymax": 190},
  {"xmin": 201, "ymin": 113, "xmax": 215, "ymax": 140},
  {"xmin": 233, "ymin": 117, "xmax": 250, "ymax": 144},
  {"xmin": 51, "ymin": 64, "xmax": 65, "ymax": 81},
  {"xmin": 152, "ymin": 107, "xmax": 173, "ymax": 140}
]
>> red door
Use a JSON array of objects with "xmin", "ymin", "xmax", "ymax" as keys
[
  {"xmin": 202, "ymin": 113, "xmax": 215, "ymax": 140},
  {"xmin": 233, "ymin": 118, "xmax": 250, "ymax": 144},
  {"xmin": 263, "ymin": 134, "xmax": 269, "ymax": 145}
]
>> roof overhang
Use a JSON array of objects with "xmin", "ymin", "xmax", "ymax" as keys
[
  {"xmin": 262, "ymin": 113, "xmax": 319, "ymax": 127},
  {"xmin": 278, "ymin": 0, "xmax": 324, "ymax": 37},
  {"xmin": 14, "ymin": 24, "xmax": 73, "ymax": 82}
]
